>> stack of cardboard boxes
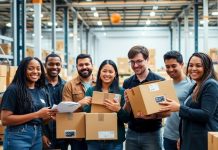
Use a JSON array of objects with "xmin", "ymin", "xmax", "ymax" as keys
[
  {"xmin": 208, "ymin": 132, "xmax": 218, "ymax": 150},
  {"xmin": 149, "ymin": 48, "xmax": 156, "ymax": 71},
  {"xmin": 6, "ymin": 66, "xmax": 17, "ymax": 86},
  {"xmin": 0, "ymin": 65, "xmax": 7, "ymax": 93},
  {"xmin": 0, "ymin": 43, "xmax": 11, "ymax": 55},
  {"xmin": 56, "ymin": 91, "xmax": 119, "ymax": 140}
]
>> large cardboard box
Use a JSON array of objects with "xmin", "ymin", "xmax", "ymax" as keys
[
  {"xmin": 56, "ymin": 112, "xmax": 85, "ymax": 138},
  {"xmin": 208, "ymin": 132, "xmax": 218, "ymax": 150},
  {"xmin": 91, "ymin": 91, "xmax": 121, "ymax": 113},
  {"xmin": 126, "ymin": 80, "xmax": 178, "ymax": 117},
  {"xmin": 7, "ymin": 66, "xmax": 17, "ymax": 77},
  {"xmin": 86, "ymin": 113, "xmax": 117, "ymax": 140},
  {"xmin": 0, "ymin": 65, "xmax": 7, "ymax": 77},
  {"xmin": 0, "ymin": 77, "xmax": 6, "ymax": 92},
  {"xmin": 117, "ymin": 57, "xmax": 131, "ymax": 75}
]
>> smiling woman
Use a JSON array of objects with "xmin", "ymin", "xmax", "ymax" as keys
[{"xmin": 0, "ymin": 57, "xmax": 53, "ymax": 150}]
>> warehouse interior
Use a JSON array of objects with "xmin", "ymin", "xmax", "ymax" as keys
[{"xmin": 0, "ymin": 0, "xmax": 218, "ymax": 149}]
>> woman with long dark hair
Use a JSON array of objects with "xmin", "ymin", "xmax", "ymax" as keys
[
  {"xmin": 1, "ymin": 57, "xmax": 53, "ymax": 150},
  {"xmin": 160, "ymin": 52, "xmax": 218, "ymax": 150},
  {"xmin": 83, "ymin": 59, "xmax": 129, "ymax": 150}
]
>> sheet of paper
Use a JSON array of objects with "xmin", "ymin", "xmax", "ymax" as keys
[{"xmin": 51, "ymin": 102, "xmax": 81, "ymax": 113}]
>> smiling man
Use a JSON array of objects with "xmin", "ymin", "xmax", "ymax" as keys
[
  {"xmin": 43, "ymin": 53, "xmax": 66, "ymax": 149},
  {"xmin": 62, "ymin": 54, "xmax": 96, "ymax": 150},
  {"xmin": 163, "ymin": 51, "xmax": 193, "ymax": 150}
]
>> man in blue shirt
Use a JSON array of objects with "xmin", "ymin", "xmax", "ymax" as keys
[
  {"xmin": 163, "ymin": 51, "xmax": 193, "ymax": 150},
  {"xmin": 42, "ymin": 53, "xmax": 66, "ymax": 149},
  {"xmin": 123, "ymin": 45, "xmax": 165, "ymax": 150}
]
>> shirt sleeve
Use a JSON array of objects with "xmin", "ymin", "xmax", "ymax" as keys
[
  {"xmin": 1, "ymin": 85, "xmax": 17, "ymax": 113},
  {"xmin": 62, "ymin": 82, "xmax": 73, "ymax": 101}
]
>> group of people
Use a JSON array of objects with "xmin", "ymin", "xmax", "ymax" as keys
[{"xmin": 0, "ymin": 45, "xmax": 217, "ymax": 150}]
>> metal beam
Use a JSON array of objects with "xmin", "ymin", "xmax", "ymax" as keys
[
  {"xmin": 194, "ymin": 0, "xmax": 199, "ymax": 52},
  {"xmin": 71, "ymin": 1, "xmax": 192, "ymax": 8},
  {"xmin": 64, "ymin": 7, "xmax": 69, "ymax": 69},
  {"xmin": 51, "ymin": 0, "xmax": 56, "ymax": 52}
]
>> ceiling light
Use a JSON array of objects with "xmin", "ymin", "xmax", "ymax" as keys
[
  {"xmin": 47, "ymin": 22, "xmax": 57, "ymax": 26},
  {"xmin": 6, "ymin": 22, "xmax": 11, "ymax": 27},
  {"xmin": 32, "ymin": 14, "xmax": 43, "ymax": 18},
  {"xmin": 153, "ymin": 6, "xmax": 158, "ymax": 10},
  {"xmin": 212, "ymin": 12, "xmax": 218, "ymax": 16},
  {"xmin": 150, "ymin": 11, "xmax": 155, "ymax": 17},
  {"xmin": 94, "ymin": 12, "xmax": 99, "ymax": 17},
  {"xmin": 91, "ymin": 7, "xmax": 96, "ymax": 11},
  {"xmin": 146, "ymin": 20, "xmax": 151, "ymax": 25},
  {"xmin": 69, "ymin": 33, "xmax": 74, "ymax": 37},
  {"xmin": 97, "ymin": 21, "xmax": 102, "ymax": 26},
  {"xmin": 86, "ymin": 0, "xmax": 92, "ymax": 1},
  {"xmin": 101, "ymin": 27, "xmax": 105, "ymax": 30},
  {"xmin": 103, "ymin": 32, "xmax": 106, "ymax": 36}
]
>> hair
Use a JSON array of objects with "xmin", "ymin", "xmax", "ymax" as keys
[
  {"xmin": 11, "ymin": 57, "xmax": 46, "ymax": 114},
  {"xmin": 94, "ymin": 60, "xmax": 120, "ymax": 93},
  {"xmin": 45, "ymin": 53, "xmax": 62, "ymax": 63},
  {"xmin": 186, "ymin": 52, "xmax": 218, "ymax": 101},
  {"xmin": 163, "ymin": 50, "xmax": 183, "ymax": 64},
  {"xmin": 128, "ymin": 45, "xmax": 149, "ymax": 60},
  {"xmin": 76, "ymin": 54, "xmax": 92, "ymax": 65}
]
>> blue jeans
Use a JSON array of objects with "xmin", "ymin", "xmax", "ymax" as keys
[
  {"xmin": 126, "ymin": 128, "xmax": 162, "ymax": 150},
  {"xmin": 60, "ymin": 139, "xmax": 87, "ymax": 150},
  {"xmin": 4, "ymin": 124, "xmax": 42, "ymax": 150},
  {"xmin": 163, "ymin": 137, "xmax": 177, "ymax": 150},
  {"xmin": 87, "ymin": 141, "xmax": 114, "ymax": 150},
  {"xmin": 113, "ymin": 142, "xmax": 123, "ymax": 150}
]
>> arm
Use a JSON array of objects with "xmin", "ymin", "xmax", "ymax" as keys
[
  {"xmin": 179, "ymin": 81, "xmax": 218, "ymax": 123},
  {"xmin": 62, "ymin": 82, "xmax": 73, "ymax": 101},
  {"xmin": 1, "ymin": 107, "xmax": 51, "ymax": 126}
]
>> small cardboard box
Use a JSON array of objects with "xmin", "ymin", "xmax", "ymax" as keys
[
  {"xmin": 91, "ymin": 104, "xmax": 112, "ymax": 113},
  {"xmin": 91, "ymin": 91, "xmax": 121, "ymax": 113},
  {"xmin": 56, "ymin": 112, "xmax": 85, "ymax": 138},
  {"xmin": 208, "ymin": 132, "xmax": 218, "ymax": 150},
  {"xmin": 126, "ymin": 80, "xmax": 179, "ymax": 117},
  {"xmin": 86, "ymin": 113, "xmax": 117, "ymax": 140}
]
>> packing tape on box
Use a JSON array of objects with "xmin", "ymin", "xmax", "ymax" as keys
[
  {"xmin": 67, "ymin": 113, "xmax": 73, "ymax": 120},
  {"xmin": 98, "ymin": 113, "xmax": 104, "ymax": 121}
]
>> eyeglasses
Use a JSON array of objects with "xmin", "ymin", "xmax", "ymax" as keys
[{"xmin": 128, "ymin": 59, "xmax": 145, "ymax": 66}]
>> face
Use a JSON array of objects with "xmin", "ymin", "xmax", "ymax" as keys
[
  {"xmin": 188, "ymin": 56, "xmax": 204, "ymax": 82},
  {"xmin": 77, "ymin": 58, "xmax": 93, "ymax": 78},
  {"xmin": 45, "ymin": 57, "xmax": 62, "ymax": 78},
  {"xmin": 164, "ymin": 58, "xmax": 183, "ymax": 80},
  {"xmin": 26, "ymin": 59, "xmax": 41, "ymax": 83},
  {"xmin": 100, "ymin": 64, "xmax": 116, "ymax": 84},
  {"xmin": 129, "ymin": 53, "xmax": 148, "ymax": 75}
]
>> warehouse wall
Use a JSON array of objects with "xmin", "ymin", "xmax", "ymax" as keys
[{"xmin": 92, "ymin": 27, "xmax": 218, "ymax": 69}]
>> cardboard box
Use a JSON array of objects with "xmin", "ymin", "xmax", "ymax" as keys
[
  {"xmin": 0, "ymin": 65, "xmax": 7, "ymax": 77},
  {"xmin": 56, "ymin": 112, "xmax": 85, "ymax": 138},
  {"xmin": 208, "ymin": 132, "xmax": 218, "ymax": 150},
  {"xmin": 86, "ymin": 113, "xmax": 117, "ymax": 140},
  {"xmin": 0, "ymin": 43, "xmax": 11, "ymax": 55},
  {"xmin": 117, "ymin": 57, "xmax": 131, "ymax": 75},
  {"xmin": 6, "ymin": 76, "xmax": 13, "ymax": 87},
  {"xmin": 91, "ymin": 91, "xmax": 121, "ymax": 113},
  {"xmin": 126, "ymin": 80, "xmax": 179, "ymax": 117},
  {"xmin": 26, "ymin": 47, "xmax": 34, "ymax": 57},
  {"xmin": 8, "ymin": 66, "xmax": 17, "ymax": 77},
  {"xmin": 0, "ymin": 77, "xmax": 6, "ymax": 92},
  {"xmin": 91, "ymin": 104, "xmax": 112, "ymax": 113},
  {"xmin": 56, "ymin": 40, "xmax": 64, "ymax": 51}
]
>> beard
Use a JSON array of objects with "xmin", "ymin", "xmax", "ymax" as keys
[{"xmin": 78, "ymin": 69, "xmax": 92, "ymax": 78}]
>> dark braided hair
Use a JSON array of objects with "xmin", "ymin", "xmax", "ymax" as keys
[{"xmin": 11, "ymin": 57, "xmax": 46, "ymax": 114}]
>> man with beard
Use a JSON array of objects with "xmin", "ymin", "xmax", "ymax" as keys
[
  {"xmin": 62, "ymin": 54, "xmax": 96, "ymax": 150},
  {"xmin": 123, "ymin": 45, "xmax": 165, "ymax": 150},
  {"xmin": 43, "ymin": 53, "xmax": 66, "ymax": 149}
]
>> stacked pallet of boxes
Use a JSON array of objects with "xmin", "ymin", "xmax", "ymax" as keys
[
  {"xmin": 56, "ymin": 40, "xmax": 65, "ymax": 62},
  {"xmin": 0, "ymin": 65, "xmax": 7, "ymax": 93},
  {"xmin": 0, "ymin": 43, "xmax": 11, "ymax": 55},
  {"xmin": 6, "ymin": 66, "xmax": 17, "ymax": 86},
  {"xmin": 210, "ymin": 48, "xmax": 218, "ymax": 73},
  {"xmin": 149, "ymin": 48, "xmax": 156, "ymax": 71},
  {"xmin": 26, "ymin": 47, "xmax": 34, "ymax": 57},
  {"xmin": 117, "ymin": 57, "xmax": 132, "ymax": 86}
]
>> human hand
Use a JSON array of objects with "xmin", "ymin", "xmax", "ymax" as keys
[
  {"xmin": 36, "ymin": 107, "xmax": 52, "ymax": 119},
  {"xmin": 136, "ymin": 112, "xmax": 157, "ymax": 119},
  {"xmin": 78, "ymin": 96, "xmax": 92, "ymax": 106},
  {"xmin": 177, "ymin": 138, "xmax": 180, "ymax": 150},
  {"xmin": 159, "ymin": 98, "xmax": 180, "ymax": 112},
  {"xmin": 104, "ymin": 99, "xmax": 121, "ymax": 112},
  {"xmin": 42, "ymin": 135, "xmax": 51, "ymax": 148}
]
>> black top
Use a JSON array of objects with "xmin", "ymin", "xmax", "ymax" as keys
[
  {"xmin": 1, "ymin": 84, "xmax": 49, "ymax": 126},
  {"xmin": 123, "ymin": 70, "xmax": 165, "ymax": 132},
  {"xmin": 43, "ymin": 76, "xmax": 66, "ymax": 140}
]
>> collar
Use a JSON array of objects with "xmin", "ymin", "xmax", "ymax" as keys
[{"xmin": 45, "ymin": 75, "xmax": 65, "ymax": 86}]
